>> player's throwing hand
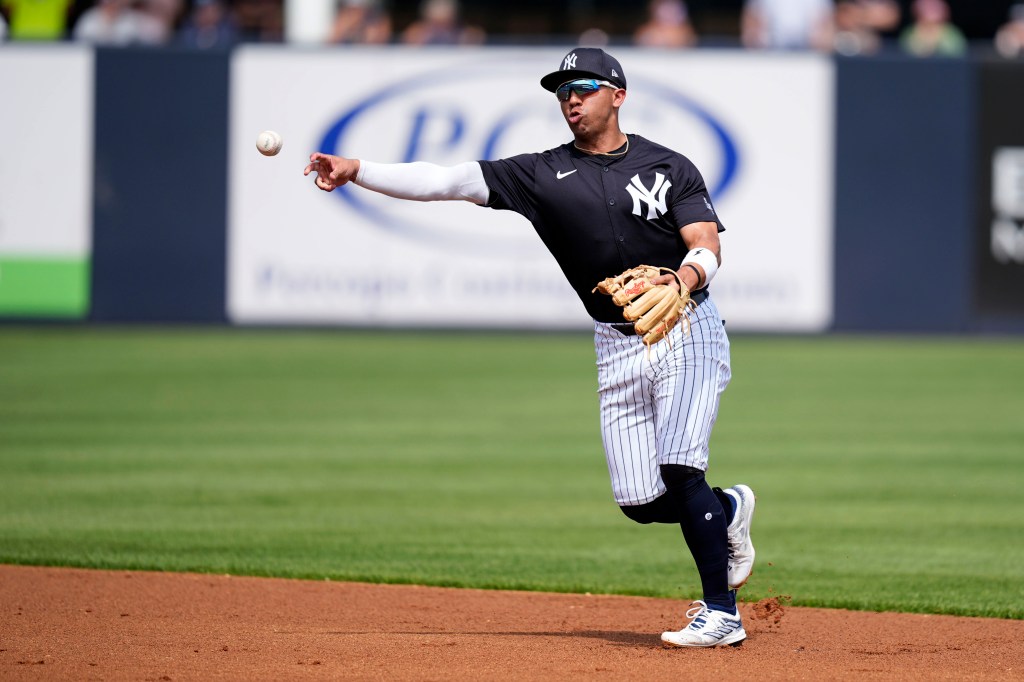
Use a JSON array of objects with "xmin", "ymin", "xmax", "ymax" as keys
[{"xmin": 304, "ymin": 153, "xmax": 360, "ymax": 192}]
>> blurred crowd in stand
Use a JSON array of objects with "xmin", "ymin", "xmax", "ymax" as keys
[
  {"xmin": 0, "ymin": 0, "xmax": 280, "ymax": 45},
  {"xmin": 1, "ymin": 0, "xmax": 1023, "ymax": 58}
]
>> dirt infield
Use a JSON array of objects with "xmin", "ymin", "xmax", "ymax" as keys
[{"xmin": 2, "ymin": 565, "xmax": 1021, "ymax": 681}]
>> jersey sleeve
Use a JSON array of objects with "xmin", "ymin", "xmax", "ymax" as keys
[
  {"xmin": 669, "ymin": 159, "xmax": 725, "ymax": 233},
  {"xmin": 477, "ymin": 153, "xmax": 540, "ymax": 221}
]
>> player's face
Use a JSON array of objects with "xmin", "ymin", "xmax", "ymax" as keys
[{"xmin": 559, "ymin": 83, "xmax": 624, "ymax": 137}]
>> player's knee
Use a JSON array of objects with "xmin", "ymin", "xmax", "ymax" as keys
[
  {"xmin": 619, "ymin": 503, "xmax": 658, "ymax": 524},
  {"xmin": 619, "ymin": 493, "xmax": 681, "ymax": 524},
  {"xmin": 618, "ymin": 467, "xmax": 708, "ymax": 524},
  {"xmin": 659, "ymin": 463, "xmax": 706, "ymax": 494}
]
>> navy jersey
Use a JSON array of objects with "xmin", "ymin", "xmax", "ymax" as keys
[{"xmin": 478, "ymin": 134, "xmax": 724, "ymax": 323}]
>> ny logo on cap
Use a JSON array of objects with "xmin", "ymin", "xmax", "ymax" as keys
[{"xmin": 563, "ymin": 53, "xmax": 577, "ymax": 70}]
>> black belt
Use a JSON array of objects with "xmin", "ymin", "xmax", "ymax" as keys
[{"xmin": 608, "ymin": 288, "xmax": 709, "ymax": 337}]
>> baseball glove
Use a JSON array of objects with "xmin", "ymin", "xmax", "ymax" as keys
[{"xmin": 593, "ymin": 265, "xmax": 697, "ymax": 348}]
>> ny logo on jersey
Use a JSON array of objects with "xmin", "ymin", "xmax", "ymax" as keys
[
  {"xmin": 626, "ymin": 173, "xmax": 672, "ymax": 220},
  {"xmin": 563, "ymin": 53, "xmax": 577, "ymax": 70}
]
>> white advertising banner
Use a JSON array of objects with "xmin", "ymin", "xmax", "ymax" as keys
[
  {"xmin": 0, "ymin": 46, "xmax": 94, "ymax": 316},
  {"xmin": 229, "ymin": 47, "xmax": 833, "ymax": 331}
]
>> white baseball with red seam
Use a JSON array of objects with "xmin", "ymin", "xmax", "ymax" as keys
[{"xmin": 256, "ymin": 130, "xmax": 283, "ymax": 156}]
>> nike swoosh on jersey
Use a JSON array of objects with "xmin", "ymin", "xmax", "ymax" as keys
[{"xmin": 556, "ymin": 169, "xmax": 578, "ymax": 179}]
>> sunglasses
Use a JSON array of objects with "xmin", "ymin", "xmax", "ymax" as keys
[{"xmin": 555, "ymin": 79, "xmax": 618, "ymax": 101}]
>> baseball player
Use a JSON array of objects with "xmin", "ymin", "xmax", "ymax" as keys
[{"xmin": 304, "ymin": 47, "xmax": 756, "ymax": 648}]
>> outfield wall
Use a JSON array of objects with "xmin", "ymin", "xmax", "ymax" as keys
[
  {"xmin": 1, "ymin": 46, "xmax": 1022, "ymax": 333},
  {"xmin": 91, "ymin": 49, "xmax": 230, "ymax": 323},
  {"xmin": 833, "ymin": 57, "xmax": 975, "ymax": 333}
]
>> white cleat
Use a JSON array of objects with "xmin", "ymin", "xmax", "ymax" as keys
[
  {"xmin": 661, "ymin": 601, "xmax": 747, "ymax": 648},
  {"xmin": 724, "ymin": 484, "xmax": 756, "ymax": 590}
]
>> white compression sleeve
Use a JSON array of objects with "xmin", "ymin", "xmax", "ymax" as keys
[{"xmin": 354, "ymin": 160, "xmax": 490, "ymax": 204}]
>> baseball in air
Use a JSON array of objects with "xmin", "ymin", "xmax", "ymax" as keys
[{"xmin": 256, "ymin": 130, "xmax": 283, "ymax": 156}]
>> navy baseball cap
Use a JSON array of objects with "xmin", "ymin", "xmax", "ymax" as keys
[{"xmin": 540, "ymin": 48, "xmax": 627, "ymax": 92}]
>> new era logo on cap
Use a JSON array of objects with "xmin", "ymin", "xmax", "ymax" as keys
[{"xmin": 540, "ymin": 47, "xmax": 627, "ymax": 92}]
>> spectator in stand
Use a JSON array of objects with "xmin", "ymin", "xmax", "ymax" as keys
[
  {"xmin": 1, "ymin": 0, "xmax": 73, "ymax": 40},
  {"xmin": 995, "ymin": 4, "xmax": 1024, "ymax": 58},
  {"xmin": 577, "ymin": 26, "xmax": 609, "ymax": 47},
  {"xmin": 741, "ymin": 0, "xmax": 833, "ymax": 51},
  {"xmin": 400, "ymin": 0, "xmax": 483, "ymax": 46},
  {"xmin": 633, "ymin": 0, "xmax": 696, "ymax": 48},
  {"xmin": 900, "ymin": 0, "xmax": 966, "ymax": 57},
  {"xmin": 330, "ymin": 0, "xmax": 390, "ymax": 44},
  {"xmin": 861, "ymin": 0, "xmax": 900, "ymax": 34},
  {"xmin": 833, "ymin": 0, "xmax": 900, "ymax": 56},
  {"xmin": 235, "ymin": 0, "xmax": 281, "ymax": 43},
  {"xmin": 73, "ymin": 0, "xmax": 166, "ymax": 45},
  {"xmin": 178, "ymin": 0, "xmax": 237, "ymax": 48},
  {"xmin": 144, "ymin": 0, "xmax": 183, "ymax": 41}
]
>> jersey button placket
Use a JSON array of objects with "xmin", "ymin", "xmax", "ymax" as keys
[{"xmin": 601, "ymin": 164, "xmax": 627, "ymax": 260}]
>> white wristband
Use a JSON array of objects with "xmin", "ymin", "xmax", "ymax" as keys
[{"xmin": 681, "ymin": 247, "xmax": 719, "ymax": 289}]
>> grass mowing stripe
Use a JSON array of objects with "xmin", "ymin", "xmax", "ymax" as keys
[{"xmin": 0, "ymin": 328, "xmax": 1021, "ymax": 618}]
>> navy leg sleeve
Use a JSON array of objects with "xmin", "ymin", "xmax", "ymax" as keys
[{"xmin": 660, "ymin": 464, "xmax": 735, "ymax": 612}]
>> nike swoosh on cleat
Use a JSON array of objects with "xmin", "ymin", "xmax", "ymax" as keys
[{"xmin": 556, "ymin": 169, "xmax": 577, "ymax": 179}]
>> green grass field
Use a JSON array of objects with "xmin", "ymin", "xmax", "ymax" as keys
[{"xmin": 1, "ymin": 328, "xmax": 1021, "ymax": 619}]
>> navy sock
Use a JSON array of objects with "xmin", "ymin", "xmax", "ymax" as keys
[
  {"xmin": 706, "ymin": 591, "xmax": 737, "ymax": 614},
  {"xmin": 660, "ymin": 465, "xmax": 733, "ymax": 610},
  {"xmin": 713, "ymin": 486, "xmax": 737, "ymax": 525}
]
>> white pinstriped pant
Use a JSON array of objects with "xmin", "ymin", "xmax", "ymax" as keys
[{"xmin": 594, "ymin": 295, "xmax": 732, "ymax": 506}]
